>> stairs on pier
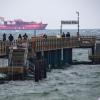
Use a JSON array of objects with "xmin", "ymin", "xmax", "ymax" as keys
[{"xmin": 9, "ymin": 48, "xmax": 28, "ymax": 67}]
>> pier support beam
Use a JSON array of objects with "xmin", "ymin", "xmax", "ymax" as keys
[
  {"xmin": 91, "ymin": 46, "xmax": 95, "ymax": 63},
  {"xmin": 63, "ymin": 48, "xmax": 72, "ymax": 64},
  {"xmin": 92, "ymin": 46, "xmax": 95, "ymax": 55},
  {"xmin": 56, "ymin": 49, "xmax": 62, "ymax": 68},
  {"xmin": 49, "ymin": 50, "xmax": 57, "ymax": 68},
  {"xmin": 36, "ymin": 48, "xmax": 72, "ymax": 69},
  {"xmin": 43, "ymin": 50, "xmax": 62, "ymax": 69},
  {"xmin": 43, "ymin": 51, "xmax": 50, "ymax": 69},
  {"xmin": 44, "ymin": 50, "xmax": 57, "ymax": 69},
  {"xmin": 36, "ymin": 52, "xmax": 42, "ymax": 60}
]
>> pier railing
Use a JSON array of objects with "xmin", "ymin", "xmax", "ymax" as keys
[
  {"xmin": 0, "ymin": 36, "xmax": 96, "ymax": 56},
  {"xmin": 32, "ymin": 36, "xmax": 96, "ymax": 52},
  {"xmin": 0, "ymin": 39, "xmax": 30, "ymax": 57},
  {"xmin": 79, "ymin": 36, "xmax": 96, "ymax": 47},
  {"xmin": 0, "ymin": 40, "xmax": 7, "ymax": 56}
]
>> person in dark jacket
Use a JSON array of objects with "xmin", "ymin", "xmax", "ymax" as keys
[
  {"xmin": 66, "ymin": 32, "xmax": 70, "ymax": 37},
  {"xmin": 18, "ymin": 34, "xmax": 22, "ymax": 40},
  {"xmin": 3, "ymin": 33, "xmax": 6, "ymax": 41},
  {"xmin": 43, "ymin": 34, "xmax": 47, "ymax": 39},
  {"xmin": 8, "ymin": 34, "xmax": 14, "ymax": 42},
  {"xmin": 23, "ymin": 33, "xmax": 28, "ymax": 40}
]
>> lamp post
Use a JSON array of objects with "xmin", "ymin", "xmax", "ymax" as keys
[{"xmin": 76, "ymin": 11, "xmax": 79, "ymax": 36}]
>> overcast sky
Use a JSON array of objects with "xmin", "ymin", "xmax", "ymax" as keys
[{"xmin": 0, "ymin": 0, "xmax": 100, "ymax": 29}]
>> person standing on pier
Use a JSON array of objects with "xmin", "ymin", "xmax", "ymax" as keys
[
  {"xmin": 23, "ymin": 33, "xmax": 28, "ymax": 40},
  {"xmin": 18, "ymin": 34, "xmax": 22, "ymax": 41},
  {"xmin": 43, "ymin": 34, "xmax": 47, "ymax": 39},
  {"xmin": 3, "ymin": 33, "xmax": 6, "ymax": 41},
  {"xmin": 66, "ymin": 32, "xmax": 70, "ymax": 37},
  {"xmin": 8, "ymin": 34, "xmax": 14, "ymax": 42}
]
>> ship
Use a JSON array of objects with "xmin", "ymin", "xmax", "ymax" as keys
[{"xmin": 0, "ymin": 17, "xmax": 47, "ymax": 30}]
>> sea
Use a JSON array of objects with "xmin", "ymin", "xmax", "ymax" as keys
[{"xmin": 0, "ymin": 29, "xmax": 100, "ymax": 100}]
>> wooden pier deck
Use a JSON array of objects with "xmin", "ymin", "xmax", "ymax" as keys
[
  {"xmin": 0, "ymin": 35, "xmax": 98, "ymax": 81},
  {"xmin": 0, "ymin": 67, "xmax": 25, "ymax": 74},
  {"xmin": 33, "ymin": 36, "xmax": 96, "ymax": 52},
  {"xmin": 0, "ymin": 36, "xmax": 96, "ymax": 56}
]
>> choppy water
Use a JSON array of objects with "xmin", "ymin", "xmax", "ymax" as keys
[
  {"xmin": 0, "ymin": 65, "xmax": 100, "ymax": 100},
  {"xmin": 0, "ymin": 49, "xmax": 100, "ymax": 100},
  {"xmin": 0, "ymin": 29, "xmax": 100, "ymax": 100}
]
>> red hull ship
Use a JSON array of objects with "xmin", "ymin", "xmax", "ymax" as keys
[{"xmin": 0, "ymin": 17, "xmax": 47, "ymax": 30}]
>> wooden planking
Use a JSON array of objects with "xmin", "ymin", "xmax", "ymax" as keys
[
  {"xmin": 33, "ymin": 36, "xmax": 96, "ymax": 52},
  {"xmin": 0, "ymin": 36, "xmax": 96, "ymax": 55},
  {"xmin": 0, "ymin": 67, "xmax": 25, "ymax": 74},
  {"xmin": 0, "ymin": 41, "xmax": 7, "ymax": 56},
  {"xmin": 11, "ymin": 49, "xmax": 25, "ymax": 66}
]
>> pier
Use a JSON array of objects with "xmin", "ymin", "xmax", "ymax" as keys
[
  {"xmin": 0, "ymin": 16, "xmax": 98, "ymax": 82},
  {"xmin": 32, "ymin": 36, "xmax": 96, "ymax": 67},
  {"xmin": 0, "ymin": 35, "xmax": 97, "ymax": 81}
]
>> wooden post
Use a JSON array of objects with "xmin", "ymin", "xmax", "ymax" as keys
[
  {"xmin": 43, "ymin": 60, "xmax": 47, "ymax": 78},
  {"xmin": 1, "ymin": 41, "xmax": 2, "ymax": 54},
  {"xmin": 34, "ymin": 62, "xmax": 39, "ymax": 82},
  {"xmin": 38, "ymin": 60, "xmax": 42, "ymax": 80},
  {"xmin": 92, "ymin": 46, "xmax": 95, "ymax": 63}
]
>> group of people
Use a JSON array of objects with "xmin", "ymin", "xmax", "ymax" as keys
[
  {"xmin": 2, "ymin": 33, "xmax": 28, "ymax": 42},
  {"xmin": 61, "ymin": 32, "xmax": 70, "ymax": 38},
  {"xmin": 3, "ymin": 33, "xmax": 14, "ymax": 42},
  {"xmin": 18, "ymin": 33, "xmax": 28, "ymax": 41},
  {"xmin": 2, "ymin": 32, "xmax": 75, "ymax": 42}
]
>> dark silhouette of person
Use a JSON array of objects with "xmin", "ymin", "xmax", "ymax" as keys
[
  {"xmin": 66, "ymin": 32, "xmax": 70, "ymax": 37},
  {"xmin": 18, "ymin": 34, "xmax": 22, "ymax": 40},
  {"xmin": 23, "ymin": 33, "xmax": 28, "ymax": 40},
  {"xmin": 8, "ymin": 34, "xmax": 14, "ymax": 42},
  {"xmin": 62, "ymin": 32, "xmax": 65, "ymax": 37},
  {"xmin": 43, "ymin": 34, "xmax": 47, "ymax": 39},
  {"xmin": 3, "ymin": 33, "xmax": 6, "ymax": 41}
]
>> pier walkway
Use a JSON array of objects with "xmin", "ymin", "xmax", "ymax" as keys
[
  {"xmin": 33, "ymin": 36, "xmax": 95, "ymax": 52},
  {"xmin": 0, "ymin": 35, "xmax": 98, "ymax": 81},
  {"xmin": 0, "ymin": 36, "xmax": 96, "ymax": 56}
]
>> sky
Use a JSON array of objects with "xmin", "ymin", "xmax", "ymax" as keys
[{"xmin": 0, "ymin": 0, "xmax": 100, "ymax": 29}]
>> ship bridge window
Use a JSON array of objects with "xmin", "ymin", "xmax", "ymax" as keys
[{"xmin": 16, "ymin": 21, "xmax": 23, "ymax": 25}]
